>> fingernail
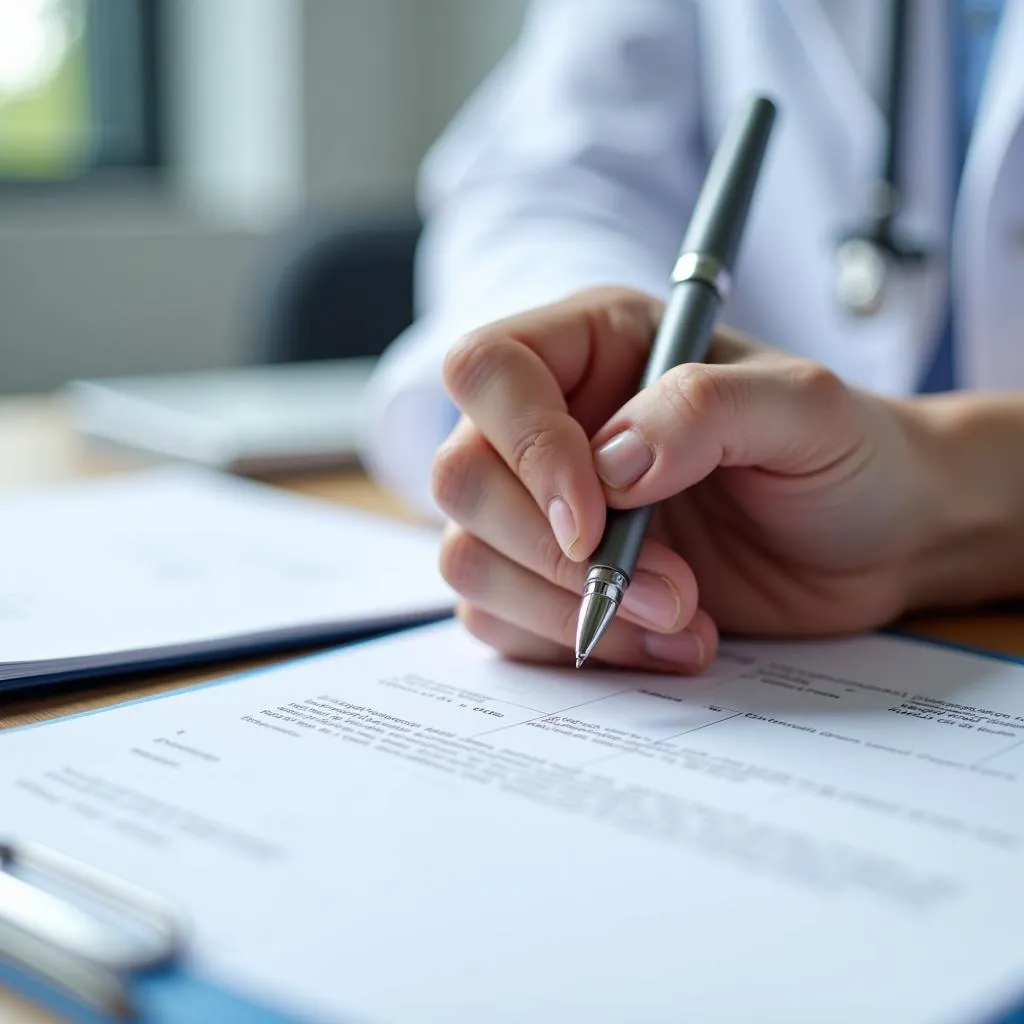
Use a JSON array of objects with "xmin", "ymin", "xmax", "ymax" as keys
[
  {"xmin": 548, "ymin": 496, "xmax": 578, "ymax": 558},
  {"xmin": 621, "ymin": 571, "xmax": 681, "ymax": 631},
  {"xmin": 643, "ymin": 630, "xmax": 705, "ymax": 667},
  {"xmin": 594, "ymin": 430, "xmax": 654, "ymax": 489}
]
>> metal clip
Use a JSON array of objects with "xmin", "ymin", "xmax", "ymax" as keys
[
  {"xmin": 0, "ymin": 838, "xmax": 184, "ymax": 1021},
  {"xmin": 670, "ymin": 252, "xmax": 732, "ymax": 300}
]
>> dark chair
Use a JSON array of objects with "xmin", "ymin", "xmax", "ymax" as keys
[{"xmin": 252, "ymin": 211, "xmax": 422, "ymax": 363}]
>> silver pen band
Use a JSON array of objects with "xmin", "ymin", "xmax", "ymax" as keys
[
  {"xmin": 583, "ymin": 565, "xmax": 629, "ymax": 603},
  {"xmin": 670, "ymin": 252, "xmax": 732, "ymax": 300}
]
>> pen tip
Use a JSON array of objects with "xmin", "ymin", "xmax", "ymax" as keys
[{"xmin": 575, "ymin": 654, "xmax": 586, "ymax": 669}]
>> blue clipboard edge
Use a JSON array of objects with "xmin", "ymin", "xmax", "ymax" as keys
[
  {"xmin": 882, "ymin": 625, "xmax": 1024, "ymax": 666},
  {"xmin": 0, "ymin": 957, "xmax": 311, "ymax": 1024}
]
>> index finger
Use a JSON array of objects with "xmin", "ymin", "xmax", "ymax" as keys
[{"xmin": 440, "ymin": 288, "xmax": 658, "ymax": 561}]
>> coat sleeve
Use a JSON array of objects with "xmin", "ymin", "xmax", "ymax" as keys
[{"xmin": 361, "ymin": 0, "xmax": 706, "ymax": 518}]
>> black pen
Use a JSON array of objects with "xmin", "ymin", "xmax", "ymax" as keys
[{"xmin": 575, "ymin": 95, "xmax": 778, "ymax": 667}]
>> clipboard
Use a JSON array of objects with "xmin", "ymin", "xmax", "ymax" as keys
[
  {"xmin": 0, "ymin": 839, "xmax": 308, "ymax": 1024},
  {"xmin": 5, "ymin": 627, "xmax": 1024, "ymax": 1024}
]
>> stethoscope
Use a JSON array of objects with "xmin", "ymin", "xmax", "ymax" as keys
[{"xmin": 833, "ymin": 0, "xmax": 929, "ymax": 316}]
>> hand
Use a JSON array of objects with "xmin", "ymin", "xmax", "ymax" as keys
[{"xmin": 430, "ymin": 288, "xmax": 969, "ymax": 672}]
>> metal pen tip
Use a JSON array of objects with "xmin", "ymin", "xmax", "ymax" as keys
[{"xmin": 575, "ymin": 572, "xmax": 621, "ymax": 671}]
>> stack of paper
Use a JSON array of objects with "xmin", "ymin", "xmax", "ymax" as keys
[
  {"xmin": 2, "ymin": 622, "xmax": 1024, "ymax": 1021},
  {"xmin": 0, "ymin": 467, "xmax": 453, "ymax": 689}
]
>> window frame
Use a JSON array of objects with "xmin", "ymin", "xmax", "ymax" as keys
[{"xmin": 0, "ymin": 0, "xmax": 166, "ymax": 189}]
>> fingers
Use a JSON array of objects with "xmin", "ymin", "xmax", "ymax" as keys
[
  {"xmin": 459, "ymin": 602, "xmax": 720, "ymax": 675},
  {"xmin": 432, "ymin": 419, "xmax": 699, "ymax": 633},
  {"xmin": 590, "ymin": 345, "xmax": 865, "ymax": 508},
  {"xmin": 442, "ymin": 529, "xmax": 718, "ymax": 673},
  {"xmin": 441, "ymin": 288, "xmax": 659, "ymax": 560},
  {"xmin": 456, "ymin": 604, "xmax": 570, "ymax": 666}
]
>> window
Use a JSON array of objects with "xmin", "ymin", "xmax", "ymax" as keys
[{"xmin": 0, "ymin": 0, "xmax": 162, "ymax": 182}]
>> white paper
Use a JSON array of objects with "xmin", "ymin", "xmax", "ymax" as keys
[
  {"xmin": 0, "ymin": 467, "xmax": 453, "ymax": 682},
  {"xmin": 3, "ymin": 623, "xmax": 1024, "ymax": 1023}
]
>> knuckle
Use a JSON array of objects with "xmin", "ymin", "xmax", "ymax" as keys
[
  {"xmin": 663, "ymin": 363, "xmax": 738, "ymax": 426},
  {"xmin": 431, "ymin": 434, "xmax": 485, "ymax": 518},
  {"xmin": 442, "ymin": 329, "xmax": 503, "ymax": 402},
  {"xmin": 788, "ymin": 361, "xmax": 848, "ymax": 409},
  {"xmin": 438, "ymin": 528, "xmax": 489, "ymax": 596},
  {"xmin": 508, "ymin": 418, "xmax": 563, "ymax": 483}
]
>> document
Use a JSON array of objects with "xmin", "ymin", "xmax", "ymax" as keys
[
  {"xmin": 3, "ymin": 623, "xmax": 1024, "ymax": 1022},
  {"xmin": 0, "ymin": 467, "xmax": 452, "ymax": 686}
]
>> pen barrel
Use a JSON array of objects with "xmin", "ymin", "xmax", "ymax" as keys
[
  {"xmin": 592, "ymin": 505, "xmax": 654, "ymax": 582},
  {"xmin": 680, "ymin": 95, "xmax": 777, "ymax": 269},
  {"xmin": 585, "ymin": 96, "xmax": 777, "ymax": 600},
  {"xmin": 600, "ymin": 282, "xmax": 718, "ymax": 581},
  {"xmin": 639, "ymin": 280, "xmax": 719, "ymax": 390}
]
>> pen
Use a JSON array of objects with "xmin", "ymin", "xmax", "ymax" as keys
[{"xmin": 575, "ymin": 95, "xmax": 778, "ymax": 668}]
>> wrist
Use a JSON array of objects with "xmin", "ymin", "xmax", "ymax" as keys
[{"xmin": 897, "ymin": 393, "xmax": 1024, "ymax": 613}]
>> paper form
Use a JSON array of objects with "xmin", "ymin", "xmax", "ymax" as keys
[
  {"xmin": 0, "ymin": 467, "xmax": 453, "ymax": 683},
  {"xmin": 3, "ymin": 622, "xmax": 1024, "ymax": 1022}
]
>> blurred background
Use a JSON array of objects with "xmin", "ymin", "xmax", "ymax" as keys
[{"xmin": 0, "ymin": 0, "xmax": 528, "ymax": 395}]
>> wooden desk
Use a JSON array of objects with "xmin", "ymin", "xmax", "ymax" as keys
[{"xmin": 0, "ymin": 397, "xmax": 1021, "ymax": 1023}]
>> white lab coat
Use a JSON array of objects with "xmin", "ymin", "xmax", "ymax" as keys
[{"xmin": 361, "ymin": 0, "xmax": 1024, "ymax": 518}]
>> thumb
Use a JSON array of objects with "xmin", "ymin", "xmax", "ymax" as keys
[{"xmin": 589, "ymin": 356, "xmax": 865, "ymax": 507}]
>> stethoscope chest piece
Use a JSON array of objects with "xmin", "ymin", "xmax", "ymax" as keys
[
  {"xmin": 834, "ymin": 236, "xmax": 890, "ymax": 317},
  {"xmin": 833, "ymin": 0, "xmax": 931, "ymax": 319}
]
